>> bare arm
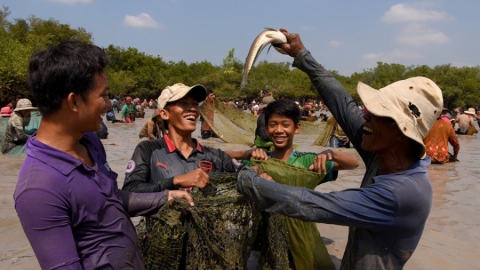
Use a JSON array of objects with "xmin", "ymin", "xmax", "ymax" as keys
[
  {"xmin": 225, "ymin": 148, "xmax": 269, "ymax": 161},
  {"xmin": 309, "ymin": 149, "xmax": 359, "ymax": 174}
]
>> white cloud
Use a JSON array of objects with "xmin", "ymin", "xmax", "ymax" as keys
[
  {"xmin": 382, "ymin": 3, "xmax": 452, "ymax": 23},
  {"xmin": 362, "ymin": 52, "xmax": 384, "ymax": 60},
  {"xmin": 51, "ymin": 0, "xmax": 93, "ymax": 3},
  {"xmin": 329, "ymin": 40, "xmax": 345, "ymax": 48},
  {"xmin": 362, "ymin": 49, "xmax": 423, "ymax": 62},
  {"xmin": 396, "ymin": 23, "xmax": 449, "ymax": 46},
  {"xmin": 124, "ymin": 13, "xmax": 163, "ymax": 29},
  {"xmin": 299, "ymin": 25, "xmax": 313, "ymax": 31}
]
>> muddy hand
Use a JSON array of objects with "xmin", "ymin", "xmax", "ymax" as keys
[
  {"xmin": 251, "ymin": 148, "xmax": 269, "ymax": 160},
  {"xmin": 260, "ymin": 172, "xmax": 275, "ymax": 182},
  {"xmin": 168, "ymin": 190, "xmax": 195, "ymax": 207},
  {"xmin": 276, "ymin": 28, "xmax": 305, "ymax": 58},
  {"xmin": 309, "ymin": 150, "xmax": 334, "ymax": 174},
  {"xmin": 173, "ymin": 168, "xmax": 209, "ymax": 189}
]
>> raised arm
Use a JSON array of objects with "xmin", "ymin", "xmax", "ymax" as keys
[
  {"xmin": 277, "ymin": 29, "xmax": 366, "ymax": 158},
  {"xmin": 277, "ymin": 29, "xmax": 378, "ymax": 187}
]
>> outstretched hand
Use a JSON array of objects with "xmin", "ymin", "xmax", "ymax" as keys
[
  {"xmin": 276, "ymin": 28, "xmax": 305, "ymax": 58},
  {"xmin": 309, "ymin": 150, "xmax": 334, "ymax": 174}
]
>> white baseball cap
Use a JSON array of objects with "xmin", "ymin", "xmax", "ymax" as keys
[{"xmin": 158, "ymin": 83, "xmax": 207, "ymax": 110}]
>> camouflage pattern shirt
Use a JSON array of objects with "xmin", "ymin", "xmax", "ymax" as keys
[{"xmin": 1, "ymin": 112, "xmax": 30, "ymax": 154}]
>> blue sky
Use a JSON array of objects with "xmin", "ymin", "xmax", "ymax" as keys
[{"xmin": 4, "ymin": 0, "xmax": 480, "ymax": 75}]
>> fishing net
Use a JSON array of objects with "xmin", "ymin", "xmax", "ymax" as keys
[
  {"xmin": 311, "ymin": 116, "xmax": 337, "ymax": 147},
  {"xmin": 137, "ymin": 172, "xmax": 290, "ymax": 270},
  {"xmin": 200, "ymin": 100, "xmax": 257, "ymax": 146},
  {"xmin": 199, "ymin": 100, "xmax": 335, "ymax": 147},
  {"xmin": 251, "ymin": 159, "xmax": 336, "ymax": 270}
]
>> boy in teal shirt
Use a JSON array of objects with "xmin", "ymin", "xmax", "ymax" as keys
[{"xmin": 227, "ymin": 99, "xmax": 359, "ymax": 270}]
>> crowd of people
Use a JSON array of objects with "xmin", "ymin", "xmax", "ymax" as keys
[{"xmin": 2, "ymin": 30, "xmax": 480, "ymax": 270}]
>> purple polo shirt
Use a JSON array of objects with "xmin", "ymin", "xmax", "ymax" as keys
[{"xmin": 14, "ymin": 132, "xmax": 168, "ymax": 269}]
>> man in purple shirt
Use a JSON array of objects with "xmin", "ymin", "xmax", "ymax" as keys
[{"xmin": 14, "ymin": 40, "xmax": 194, "ymax": 269}]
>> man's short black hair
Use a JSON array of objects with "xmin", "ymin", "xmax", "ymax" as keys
[
  {"xmin": 206, "ymin": 89, "xmax": 214, "ymax": 95},
  {"xmin": 264, "ymin": 99, "xmax": 301, "ymax": 126},
  {"xmin": 27, "ymin": 40, "xmax": 108, "ymax": 117}
]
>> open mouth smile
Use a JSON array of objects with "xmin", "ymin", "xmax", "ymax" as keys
[
  {"xmin": 184, "ymin": 115, "xmax": 197, "ymax": 121},
  {"xmin": 363, "ymin": 126, "xmax": 373, "ymax": 135}
]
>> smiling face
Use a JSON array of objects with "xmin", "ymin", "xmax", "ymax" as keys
[
  {"xmin": 76, "ymin": 72, "xmax": 111, "ymax": 132},
  {"xmin": 266, "ymin": 113, "xmax": 300, "ymax": 151},
  {"xmin": 160, "ymin": 94, "xmax": 199, "ymax": 136},
  {"xmin": 361, "ymin": 109, "xmax": 403, "ymax": 153}
]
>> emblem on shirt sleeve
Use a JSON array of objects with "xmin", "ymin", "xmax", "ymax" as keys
[{"xmin": 125, "ymin": 160, "xmax": 136, "ymax": 174}]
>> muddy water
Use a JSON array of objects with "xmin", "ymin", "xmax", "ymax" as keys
[{"xmin": 0, "ymin": 108, "xmax": 479, "ymax": 269}]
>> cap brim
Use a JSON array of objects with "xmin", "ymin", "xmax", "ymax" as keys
[
  {"xmin": 169, "ymin": 84, "xmax": 207, "ymax": 104},
  {"xmin": 357, "ymin": 82, "xmax": 398, "ymax": 119},
  {"xmin": 357, "ymin": 82, "xmax": 426, "ymax": 159},
  {"xmin": 13, "ymin": 107, "xmax": 38, "ymax": 112}
]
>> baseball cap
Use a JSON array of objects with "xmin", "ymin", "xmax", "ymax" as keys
[
  {"xmin": 158, "ymin": 83, "xmax": 207, "ymax": 110},
  {"xmin": 357, "ymin": 77, "xmax": 443, "ymax": 159}
]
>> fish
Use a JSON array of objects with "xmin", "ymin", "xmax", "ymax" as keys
[{"xmin": 240, "ymin": 28, "xmax": 287, "ymax": 90}]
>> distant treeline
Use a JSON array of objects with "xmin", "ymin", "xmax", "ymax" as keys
[{"xmin": 1, "ymin": 6, "xmax": 479, "ymax": 108}]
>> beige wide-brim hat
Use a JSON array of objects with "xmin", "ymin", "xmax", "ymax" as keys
[
  {"xmin": 13, "ymin": 99, "xmax": 38, "ymax": 112},
  {"xmin": 464, "ymin": 108, "xmax": 476, "ymax": 115},
  {"xmin": 157, "ymin": 83, "xmax": 207, "ymax": 110},
  {"xmin": 357, "ymin": 77, "xmax": 443, "ymax": 159}
]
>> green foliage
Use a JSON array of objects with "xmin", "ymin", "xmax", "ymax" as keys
[
  {"xmin": 0, "ymin": 6, "xmax": 94, "ymax": 103},
  {"xmin": 1, "ymin": 5, "xmax": 480, "ymax": 109}
]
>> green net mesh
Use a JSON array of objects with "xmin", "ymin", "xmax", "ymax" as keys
[
  {"xmin": 199, "ymin": 100, "xmax": 335, "ymax": 147},
  {"xmin": 251, "ymin": 159, "xmax": 336, "ymax": 270},
  {"xmin": 136, "ymin": 172, "xmax": 290, "ymax": 270}
]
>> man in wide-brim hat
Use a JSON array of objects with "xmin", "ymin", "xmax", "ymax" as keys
[
  {"xmin": 237, "ymin": 28, "xmax": 445, "ymax": 269},
  {"xmin": 455, "ymin": 107, "xmax": 476, "ymax": 134},
  {"xmin": 2, "ymin": 99, "xmax": 38, "ymax": 154}
]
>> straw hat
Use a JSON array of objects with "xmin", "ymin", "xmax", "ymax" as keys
[
  {"xmin": 13, "ymin": 99, "xmax": 37, "ymax": 112},
  {"xmin": 464, "ymin": 108, "xmax": 476, "ymax": 115},
  {"xmin": 357, "ymin": 77, "xmax": 443, "ymax": 159}
]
